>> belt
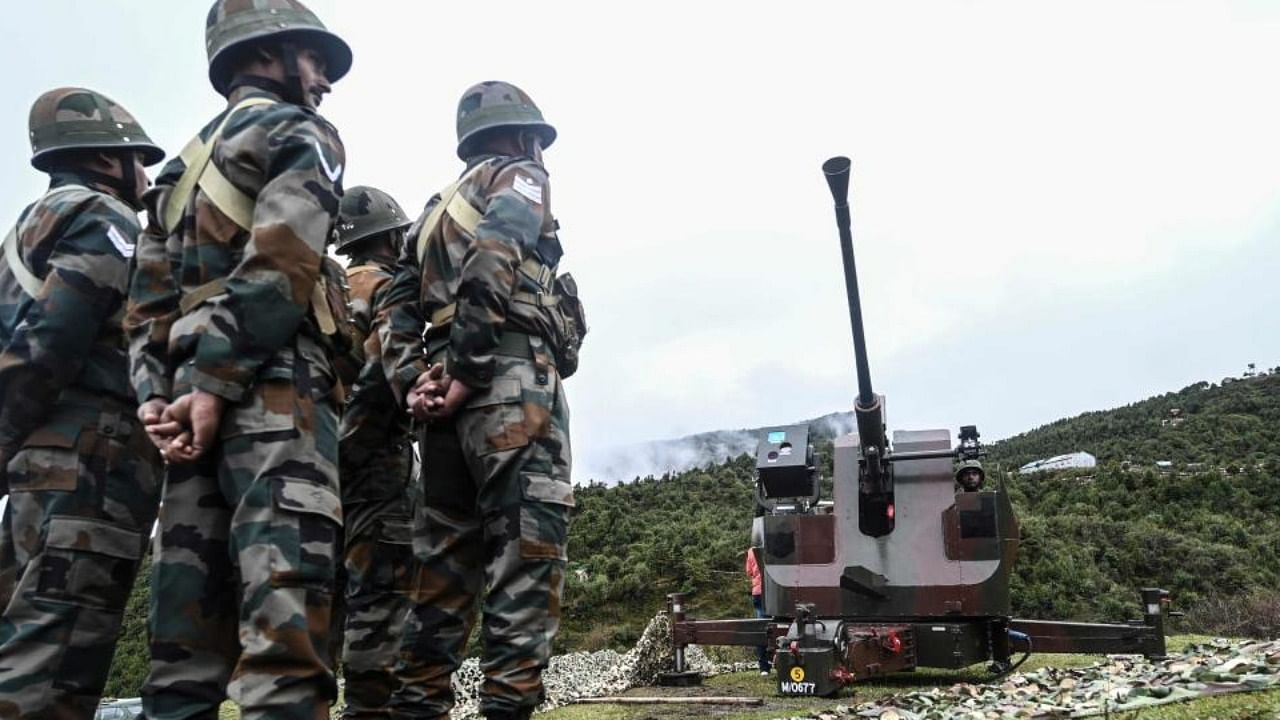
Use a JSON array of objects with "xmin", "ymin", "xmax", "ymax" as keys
[{"xmin": 495, "ymin": 331, "xmax": 536, "ymax": 360}]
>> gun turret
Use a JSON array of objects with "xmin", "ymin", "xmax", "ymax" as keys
[{"xmin": 823, "ymin": 157, "xmax": 894, "ymax": 536}]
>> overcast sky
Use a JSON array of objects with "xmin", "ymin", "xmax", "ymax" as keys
[{"xmin": 3, "ymin": 1, "xmax": 1278, "ymax": 483}]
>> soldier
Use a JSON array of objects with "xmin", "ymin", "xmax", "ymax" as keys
[
  {"xmin": 0, "ymin": 88, "xmax": 165, "ymax": 719},
  {"xmin": 332, "ymin": 186, "xmax": 419, "ymax": 718},
  {"xmin": 381, "ymin": 81, "xmax": 587, "ymax": 720},
  {"xmin": 122, "ymin": 1, "xmax": 352, "ymax": 718}
]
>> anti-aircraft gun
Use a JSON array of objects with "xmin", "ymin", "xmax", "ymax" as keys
[{"xmin": 659, "ymin": 157, "xmax": 1176, "ymax": 697}]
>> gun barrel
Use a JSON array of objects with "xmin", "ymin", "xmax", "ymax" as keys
[{"xmin": 822, "ymin": 156, "xmax": 875, "ymax": 410}]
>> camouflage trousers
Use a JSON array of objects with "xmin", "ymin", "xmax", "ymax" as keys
[
  {"xmin": 0, "ymin": 398, "xmax": 161, "ymax": 720},
  {"xmin": 390, "ymin": 350, "xmax": 573, "ymax": 720},
  {"xmin": 337, "ymin": 442, "xmax": 416, "ymax": 719},
  {"xmin": 142, "ymin": 378, "xmax": 342, "ymax": 720}
]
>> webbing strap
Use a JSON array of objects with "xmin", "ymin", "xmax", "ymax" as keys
[
  {"xmin": 415, "ymin": 161, "xmax": 490, "ymax": 264},
  {"xmin": 445, "ymin": 188, "xmax": 483, "ymax": 236},
  {"xmin": 2, "ymin": 226, "xmax": 42, "ymax": 298},
  {"xmin": 178, "ymin": 277, "xmax": 226, "ymax": 315},
  {"xmin": 427, "ymin": 257, "xmax": 557, "ymax": 328},
  {"xmin": 346, "ymin": 265, "xmax": 380, "ymax": 279},
  {"xmin": 311, "ymin": 278, "xmax": 337, "ymax": 335},
  {"xmin": 163, "ymin": 97, "xmax": 276, "ymax": 233},
  {"xmin": 519, "ymin": 257, "xmax": 554, "ymax": 289},
  {"xmin": 428, "ymin": 304, "xmax": 454, "ymax": 328},
  {"xmin": 428, "ymin": 292, "xmax": 559, "ymax": 328},
  {"xmin": 3, "ymin": 185, "xmax": 92, "ymax": 298},
  {"xmin": 198, "ymin": 158, "xmax": 256, "ymax": 230},
  {"xmin": 178, "ymin": 274, "xmax": 337, "ymax": 336}
]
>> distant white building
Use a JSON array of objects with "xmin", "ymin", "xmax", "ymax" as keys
[{"xmin": 1018, "ymin": 451, "xmax": 1097, "ymax": 474}]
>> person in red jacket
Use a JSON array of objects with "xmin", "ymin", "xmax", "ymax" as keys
[{"xmin": 745, "ymin": 544, "xmax": 772, "ymax": 675}]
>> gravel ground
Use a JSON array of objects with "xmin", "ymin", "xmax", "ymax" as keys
[
  {"xmin": 445, "ymin": 613, "xmax": 751, "ymax": 719},
  {"xmin": 770, "ymin": 638, "xmax": 1280, "ymax": 719}
]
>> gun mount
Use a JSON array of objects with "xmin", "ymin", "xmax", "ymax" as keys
[{"xmin": 659, "ymin": 157, "xmax": 1175, "ymax": 696}]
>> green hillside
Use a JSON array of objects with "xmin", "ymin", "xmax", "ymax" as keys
[
  {"xmin": 987, "ymin": 367, "xmax": 1280, "ymax": 469},
  {"xmin": 105, "ymin": 371, "xmax": 1280, "ymax": 694}
]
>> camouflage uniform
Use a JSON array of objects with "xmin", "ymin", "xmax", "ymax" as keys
[
  {"xmin": 0, "ymin": 88, "xmax": 164, "ymax": 719},
  {"xmin": 333, "ymin": 187, "xmax": 418, "ymax": 718},
  {"xmin": 380, "ymin": 82, "xmax": 578, "ymax": 720},
  {"xmin": 123, "ymin": 3, "xmax": 352, "ymax": 719}
]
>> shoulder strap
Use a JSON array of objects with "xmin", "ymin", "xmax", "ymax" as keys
[
  {"xmin": 162, "ymin": 97, "xmax": 277, "ymax": 234},
  {"xmin": 2, "ymin": 184, "xmax": 94, "ymax": 298},
  {"xmin": 2, "ymin": 226, "xmax": 42, "ymax": 297},
  {"xmin": 178, "ymin": 271, "xmax": 337, "ymax": 336},
  {"xmin": 414, "ymin": 160, "xmax": 492, "ymax": 264},
  {"xmin": 345, "ymin": 265, "xmax": 381, "ymax": 279}
]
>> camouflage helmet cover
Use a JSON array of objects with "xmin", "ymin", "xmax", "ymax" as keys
[
  {"xmin": 28, "ymin": 88, "xmax": 165, "ymax": 171},
  {"xmin": 955, "ymin": 459, "xmax": 986, "ymax": 491},
  {"xmin": 206, "ymin": 0, "xmax": 353, "ymax": 95},
  {"xmin": 336, "ymin": 186, "xmax": 411, "ymax": 253},
  {"xmin": 455, "ymin": 81, "xmax": 557, "ymax": 160}
]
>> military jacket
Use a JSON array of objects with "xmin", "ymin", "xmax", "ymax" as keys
[
  {"xmin": 380, "ymin": 154, "xmax": 562, "ymax": 399},
  {"xmin": 125, "ymin": 87, "xmax": 346, "ymax": 405},
  {"xmin": 340, "ymin": 259, "xmax": 409, "ymax": 447},
  {"xmin": 0, "ymin": 174, "xmax": 140, "ymax": 452}
]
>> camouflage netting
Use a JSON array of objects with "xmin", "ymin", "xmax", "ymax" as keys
[
  {"xmin": 333, "ymin": 625, "xmax": 1279, "ymax": 718},
  {"xmin": 782, "ymin": 638, "xmax": 1280, "ymax": 720},
  {"xmin": 445, "ymin": 613, "xmax": 751, "ymax": 719}
]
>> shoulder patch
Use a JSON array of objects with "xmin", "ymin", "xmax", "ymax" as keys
[
  {"xmin": 105, "ymin": 225, "xmax": 135, "ymax": 258},
  {"xmin": 313, "ymin": 139, "xmax": 344, "ymax": 183},
  {"xmin": 512, "ymin": 175, "xmax": 544, "ymax": 205},
  {"xmin": 106, "ymin": 224, "xmax": 135, "ymax": 258}
]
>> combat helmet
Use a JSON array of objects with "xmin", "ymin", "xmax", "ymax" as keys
[
  {"xmin": 954, "ymin": 459, "xmax": 986, "ymax": 492},
  {"xmin": 205, "ymin": 0, "xmax": 352, "ymax": 96},
  {"xmin": 455, "ymin": 81, "xmax": 557, "ymax": 160},
  {"xmin": 336, "ymin": 186, "xmax": 411, "ymax": 254},
  {"xmin": 28, "ymin": 88, "xmax": 164, "ymax": 172}
]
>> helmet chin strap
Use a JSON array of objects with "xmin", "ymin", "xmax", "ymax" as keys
[
  {"xmin": 279, "ymin": 41, "xmax": 308, "ymax": 106},
  {"xmin": 77, "ymin": 153, "xmax": 143, "ymax": 210},
  {"xmin": 227, "ymin": 73, "xmax": 292, "ymax": 98},
  {"xmin": 225, "ymin": 42, "xmax": 308, "ymax": 106},
  {"xmin": 116, "ymin": 151, "xmax": 142, "ymax": 210},
  {"xmin": 517, "ymin": 131, "xmax": 544, "ymax": 162}
]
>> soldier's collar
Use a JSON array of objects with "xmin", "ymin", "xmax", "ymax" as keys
[
  {"xmin": 48, "ymin": 171, "xmax": 124, "ymax": 203},
  {"xmin": 462, "ymin": 154, "xmax": 547, "ymax": 176},
  {"xmin": 226, "ymin": 84, "xmax": 285, "ymax": 107},
  {"xmin": 463, "ymin": 153, "xmax": 503, "ymax": 170}
]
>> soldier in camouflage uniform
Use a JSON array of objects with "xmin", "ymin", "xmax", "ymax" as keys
[
  {"xmin": 381, "ymin": 81, "xmax": 586, "ymax": 720},
  {"xmin": 0, "ymin": 88, "xmax": 165, "ymax": 719},
  {"xmin": 333, "ymin": 186, "xmax": 419, "ymax": 718},
  {"xmin": 122, "ymin": 2, "xmax": 352, "ymax": 718}
]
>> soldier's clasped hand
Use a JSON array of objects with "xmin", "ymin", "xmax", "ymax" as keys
[
  {"xmin": 406, "ymin": 363, "xmax": 473, "ymax": 421},
  {"xmin": 138, "ymin": 398, "xmax": 185, "ymax": 454},
  {"xmin": 159, "ymin": 390, "xmax": 227, "ymax": 464},
  {"xmin": 406, "ymin": 363, "xmax": 446, "ymax": 419}
]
